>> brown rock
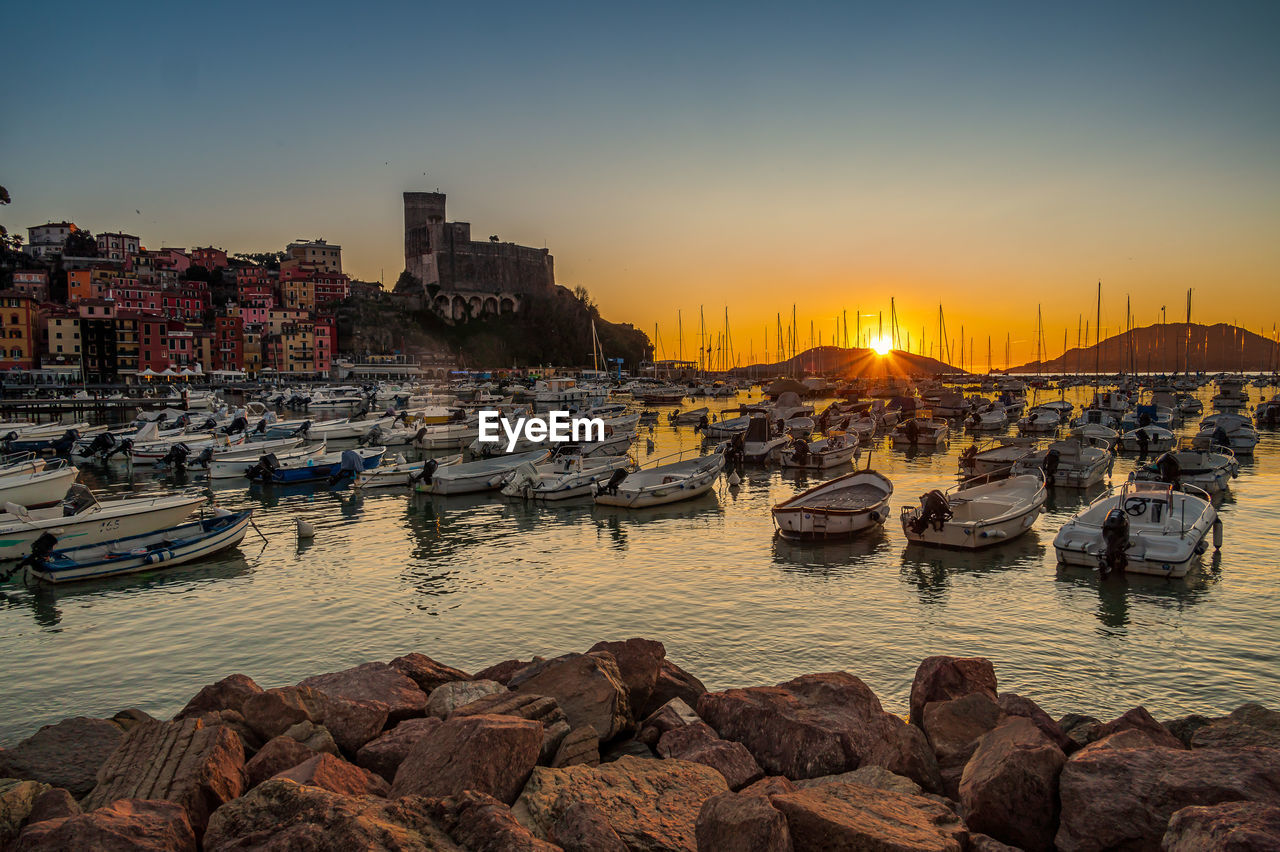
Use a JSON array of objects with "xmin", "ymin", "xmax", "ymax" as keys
[
  {"xmin": 1191, "ymin": 704, "xmax": 1280, "ymax": 750},
  {"xmin": 202, "ymin": 778, "xmax": 461, "ymax": 851},
  {"xmin": 1, "ymin": 779, "xmax": 51, "ymax": 849},
  {"xmin": 84, "ymin": 718, "xmax": 245, "ymax": 836},
  {"xmin": 425, "ymin": 679, "xmax": 507, "ymax": 718},
  {"xmin": 769, "ymin": 782, "xmax": 965, "ymax": 851},
  {"xmin": 26, "ymin": 787, "xmax": 80, "ymax": 825},
  {"xmin": 552, "ymin": 725, "xmax": 601, "ymax": 768},
  {"xmin": 696, "ymin": 790, "xmax": 792, "ymax": 852},
  {"xmin": 314, "ymin": 692, "xmax": 391, "ymax": 756},
  {"xmin": 390, "ymin": 713, "xmax": 541, "ymax": 804},
  {"xmin": 174, "ymin": 674, "xmax": 263, "ymax": 719},
  {"xmin": 908, "ymin": 655, "xmax": 998, "ymax": 727},
  {"xmin": 449, "ymin": 691, "xmax": 571, "ymax": 764},
  {"xmin": 300, "ymin": 661, "xmax": 428, "ymax": 723},
  {"xmin": 1057, "ymin": 713, "xmax": 1102, "ymax": 749},
  {"xmin": 509, "ymin": 652, "xmax": 632, "ymax": 741},
  {"xmin": 243, "ymin": 736, "xmax": 318, "ymax": 789},
  {"xmin": 876, "ymin": 722, "xmax": 945, "ymax": 796},
  {"xmin": 274, "ymin": 752, "xmax": 389, "ymax": 798},
  {"xmin": 589, "ymin": 638, "xmax": 666, "ymax": 714},
  {"xmin": 795, "ymin": 765, "xmax": 923, "ymax": 797},
  {"xmin": 644, "ymin": 660, "xmax": 708, "ymax": 718},
  {"xmin": 999, "ymin": 692, "xmax": 1075, "ymax": 753},
  {"xmin": 1162, "ymin": 800, "xmax": 1280, "ymax": 852},
  {"xmin": 356, "ymin": 717, "xmax": 442, "ymax": 782},
  {"xmin": 1056, "ymin": 745, "xmax": 1280, "ymax": 852},
  {"xmin": 474, "ymin": 657, "xmax": 543, "ymax": 685},
  {"xmin": 186, "ymin": 708, "xmax": 263, "ymax": 756},
  {"xmin": 282, "ymin": 719, "xmax": 340, "ymax": 755},
  {"xmin": 111, "ymin": 708, "xmax": 158, "ymax": 731},
  {"xmin": 426, "ymin": 790, "xmax": 560, "ymax": 851},
  {"xmin": 240, "ymin": 685, "xmax": 326, "ymax": 741},
  {"xmin": 1093, "ymin": 706, "xmax": 1185, "ymax": 750},
  {"xmin": 658, "ymin": 722, "xmax": 764, "ymax": 791},
  {"xmin": 1165, "ymin": 714, "xmax": 1213, "ymax": 747},
  {"xmin": 0, "ymin": 716, "xmax": 125, "ymax": 797},
  {"xmin": 389, "ymin": 652, "xmax": 472, "ymax": 693},
  {"xmin": 742, "ymin": 776, "xmax": 799, "ymax": 797},
  {"xmin": 969, "ymin": 834, "xmax": 1022, "ymax": 852},
  {"xmin": 13, "ymin": 799, "xmax": 196, "ymax": 852},
  {"xmin": 639, "ymin": 697, "xmax": 701, "ymax": 747},
  {"xmin": 548, "ymin": 801, "xmax": 627, "ymax": 852},
  {"xmin": 514, "ymin": 755, "xmax": 729, "ymax": 850},
  {"xmin": 960, "ymin": 716, "xmax": 1066, "ymax": 852},
  {"xmin": 922, "ymin": 692, "xmax": 1004, "ymax": 798},
  {"xmin": 1077, "ymin": 728, "xmax": 1172, "ymax": 754},
  {"xmin": 601, "ymin": 738, "xmax": 657, "ymax": 762}
]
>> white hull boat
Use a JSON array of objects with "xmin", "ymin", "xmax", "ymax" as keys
[
  {"xmin": 892, "ymin": 418, "xmax": 949, "ymax": 449},
  {"xmin": 306, "ymin": 416, "xmax": 396, "ymax": 442},
  {"xmin": 0, "ymin": 462, "xmax": 80, "ymax": 508},
  {"xmin": 417, "ymin": 449, "xmax": 552, "ymax": 495},
  {"xmin": 1011, "ymin": 437, "xmax": 1111, "ymax": 488},
  {"xmin": 958, "ymin": 438, "xmax": 1039, "ymax": 478},
  {"xmin": 414, "ymin": 419, "xmax": 481, "ymax": 449},
  {"xmin": 1117, "ymin": 426, "xmax": 1176, "ymax": 454},
  {"xmin": 771, "ymin": 470, "xmax": 893, "ymax": 539},
  {"xmin": 501, "ymin": 455, "xmax": 632, "ymax": 501},
  {"xmin": 1017, "ymin": 409, "xmax": 1060, "ymax": 435},
  {"xmin": 593, "ymin": 450, "xmax": 724, "ymax": 508},
  {"xmin": 0, "ymin": 488, "xmax": 206, "ymax": 561},
  {"xmin": 355, "ymin": 454, "xmax": 461, "ymax": 489},
  {"xmin": 780, "ymin": 434, "xmax": 859, "ymax": 470},
  {"xmin": 206, "ymin": 442, "xmax": 326, "ymax": 479},
  {"xmin": 1132, "ymin": 445, "xmax": 1239, "ymax": 494},
  {"xmin": 901, "ymin": 473, "xmax": 1047, "ymax": 549},
  {"xmin": 701, "ymin": 415, "xmax": 752, "ymax": 438}
]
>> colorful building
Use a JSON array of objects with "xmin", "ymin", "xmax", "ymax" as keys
[
  {"xmin": 96, "ymin": 232, "xmax": 141, "ymax": 261},
  {"xmin": 0, "ymin": 292, "xmax": 38, "ymax": 370},
  {"xmin": 190, "ymin": 246, "xmax": 228, "ymax": 270},
  {"xmin": 214, "ymin": 315, "xmax": 244, "ymax": 372},
  {"xmin": 285, "ymin": 238, "xmax": 341, "ymax": 272},
  {"xmin": 12, "ymin": 270, "xmax": 49, "ymax": 302}
]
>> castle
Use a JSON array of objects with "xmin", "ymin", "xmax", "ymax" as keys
[{"xmin": 401, "ymin": 192, "xmax": 555, "ymax": 322}]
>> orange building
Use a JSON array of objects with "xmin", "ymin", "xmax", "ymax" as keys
[{"xmin": 67, "ymin": 269, "xmax": 94, "ymax": 302}]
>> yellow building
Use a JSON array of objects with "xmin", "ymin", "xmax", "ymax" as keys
[
  {"xmin": 0, "ymin": 293, "xmax": 37, "ymax": 370},
  {"xmin": 284, "ymin": 239, "xmax": 341, "ymax": 273},
  {"xmin": 281, "ymin": 275, "xmax": 316, "ymax": 312}
]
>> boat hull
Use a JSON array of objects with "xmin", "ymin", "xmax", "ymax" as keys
[{"xmin": 0, "ymin": 494, "xmax": 206, "ymax": 560}]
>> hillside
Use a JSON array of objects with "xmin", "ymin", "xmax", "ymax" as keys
[
  {"xmin": 733, "ymin": 345, "xmax": 966, "ymax": 378},
  {"xmin": 1008, "ymin": 322, "xmax": 1279, "ymax": 374}
]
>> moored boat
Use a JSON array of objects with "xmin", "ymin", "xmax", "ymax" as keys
[
  {"xmin": 593, "ymin": 448, "xmax": 725, "ymax": 508},
  {"xmin": 900, "ymin": 472, "xmax": 1047, "ymax": 549},
  {"xmin": 771, "ymin": 469, "xmax": 894, "ymax": 539},
  {"xmin": 417, "ymin": 449, "xmax": 552, "ymax": 495},
  {"xmin": 779, "ymin": 433, "xmax": 859, "ymax": 470},
  {"xmin": 1010, "ymin": 436, "xmax": 1111, "ymax": 488}
]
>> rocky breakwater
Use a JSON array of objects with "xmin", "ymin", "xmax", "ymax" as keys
[{"xmin": 0, "ymin": 644, "xmax": 1277, "ymax": 851}]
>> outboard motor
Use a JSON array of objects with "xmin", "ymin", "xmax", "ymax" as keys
[
  {"xmin": 407, "ymin": 457, "xmax": 439, "ymax": 485},
  {"xmin": 224, "ymin": 415, "xmax": 248, "ymax": 435},
  {"xmin": 51, "ymin": 428, "xmax": 80, "ymax": 456},
  {"xmin": 12, "ymin": 531, "xmax": 60, "ymax": 580},
  {"xmin": 910, "ymin": 490, "xmax": 953, "ymax": 534},
  {"xmin": 172, "ymin": 413, "xmax": 191, "ymax": 429},
  {"xmin": 727, "ymin": 432, "xmax": 746, "ymax": 464},
  {"xmin": 959, "ymin": 444, "xmax": 978, "ymax": 469},
  {"xmin": 159, "ymin": 442, "xmax": 191, "ymax": 470},
  {"xmin": 245, "ymin": 453, "xmax": 281, "ymax": 482},
  {"xmin": 328, "ymin": 449, "xmax": 365, "ymax": 486},
  {"xmin": 193, "ymin": 446, "xmax": 216, "ymax": 468},
  {"xmin": 1135, "ymin": 427, "xmax": 1149, "ymax": 458},
  {"xmin": 1212, "ymin": 425, "xmax": 1231, "ymax": 451},
  {"xmin": 1138, "ymin": 411, "xmax": 1152, "ymax": 428},
  {"xmin": 61, "ymin": 483, "xmax": 97, "ymax": 517},
  {"xmin": 598, "ymin": 467, "xmax": 629, "ymax": 496},
  {"xmin": 199, "ymin": 416, "xmax": 218, "ymax": 431},
  {"xmin": 106, "ymin": 437, "xmax": 133, "ymax": 461},
  {"xmin": 1099, "ymin": 507, "xmax": 1131, "ymax": 577},
  {"xmin": 252, "ymin": 418, "xmax": 269, "ymax": 435},
  {"xmin": 358, "ymin": 425, "xmax": 383, "ymax": 448},
  {"xmin": 351, "ymin": 402, "xmax": 370, "ymax": 421},
  {"xmin": 1042, "ymin": 448, "xmax": 1061, "ymax": 487},
  {"xmin": 905, "ymin": 419, "xmax": 920, "ymax": 446},
  {"xmin": 791, "ymin": 439, "xmax": 810, "ymax": 465},
  {"xmin": 696, "ymin": 414, "xmax": 709, "ymax": 431},
  {"xmin": 0, "ymin": 431, "xmax": 16, "ymax": 454},
  {"xmin": 412, "ymin": 426, "xmax": 428, "ymax": 446},
  {"xmin": 291, "ymin": 420, "xmax": 312, "ymax": 439},
  {"xmin": 85, "ymin": 432, "xmax": 114, "ymax": 459},
  {"xmin": 1154, "ymin": 452, "xmax": 1181, "ymax": 488}
]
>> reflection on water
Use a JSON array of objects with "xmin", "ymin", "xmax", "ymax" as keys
[{"xmin": 2, "ymin": 386, "xmax": 1279, "ymax": 744}]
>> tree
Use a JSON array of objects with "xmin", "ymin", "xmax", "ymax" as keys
[
  {"xmin": 393, "ymin": 269, "xmax": 422, "ymax": 294},
  {"xmin": 0, "ymin": 185, "xmax": 23, "ymax": 287},
  {"xmin": 63, "ymin": 229, "xmax": 98, "ymax": 258},
  {"xmin": 232, "ymin": 251, "xmax": 288, "ymax": 271}
]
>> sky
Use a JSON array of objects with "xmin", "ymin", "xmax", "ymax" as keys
[{"xmin": 4, "ymin": 1, "xmax": 1279, "ymax": 368}]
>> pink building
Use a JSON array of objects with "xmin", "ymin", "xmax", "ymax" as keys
[
  {"xmin": 12, "ymin": 270, "xmax": 49, "ymax": 301},
  {"xmin": 190, "ymin": 247, "xmax": 228, "ymax": 270}
]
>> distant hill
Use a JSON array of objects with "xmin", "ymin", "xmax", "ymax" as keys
[
  {"xmin": 1008, "ymin": 322, "xmax": 1279, "ymax": 374},
  {"xmin": 733, "ymin": 345, "xmax": 966, "ymax": 378}
]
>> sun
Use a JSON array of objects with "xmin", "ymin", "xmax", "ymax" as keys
[{"xmin": 872, "ymin": 335, "xmax": 893, "ymax": 356}]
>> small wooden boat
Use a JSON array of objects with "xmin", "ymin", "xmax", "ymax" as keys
[
  {"xmin": 699, "ymin": 414, "xmax": 752, "ymax": 438},
  {"xmin": 900, "ymin": 472, "xmax": 1047, "ymax": 549},
  {"xmin": 669, "ymin": 407, "xmax": 711, "ymax": 426},
  {"xmin": 417, "ymin": 449, "xmax": 552, "ymax": 495},
  {"xmin": 771, "ymin": 470, "xmax": 893, "ymax": 539},
  {"xmin": 780, "ymin": 433, "xmax": 859, "ymax": 470},
  {"xmin": 891, "ymin": 417, "xmax": 949, "ymax": 449},
  {"xmin": 1016, "ymin": 408, "xmax": 1060, "ymax": 435},
  {"xmin": 958, "ymin": 438, "xmax": 1039, "ymax": 478},
  {"xmin": 18, "ymin": 509, "xmax": 254, "ymax": 584},
  {"xmin": 1117, "ymin": 426, "xmax": 1176, "ymax": 454},
  {"xmin": 593, "ymin": 449, "xmax": 725, "ymax": 508},
  {"xmin": 1131, "ymin": 440, "xmax": 1239, "ymax": 494}
]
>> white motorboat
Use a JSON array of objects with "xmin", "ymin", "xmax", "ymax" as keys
[
  {"xmin": 0, "ymin": 487, "xmax": 206, "ymax": 561},
  {"xmin": 1017, "ymin": 408, "xmax": 1060, "ymax": 435},
  {"xmin": 554, "ymin": 432, "xmax": 636, "ymax": 458},
  {"xmin": 1256, "ymin": 395, "xmax": 1280, "ymax": 428},
  {"xmin": 355, "ymin": 453, "xmax": 461, "ymax": 489},
  {"xmin": 1088, "ymin": 391, "xmax": 1131, "ymax": 419},
  {"xmin": 738, "ymin": 416, "xmax": 789, "ymax": 463},
  {"xmin": 1131, "ymin": 441, "xmax": 1239, "ymax": 494},
  {"xmin": 304, "ymin": 416, "xmax": 396, "ymax": 442},
  {"xmin": 1069, "ymin": 423, "xmax": 1119, "ymax": 451},
  {"xmin": 958, "ymin": 438, "xmax": 1040, "ymax": 478},
  {"xmin": 1010, "ymin": 437, "xmax": 1112, "ymax": 488},
  {"xmin": 891, "ymin": 418, "xmax": 949, "ymax": 449},
  {"xmin": 701, "ymin": 415, "xmax": 752, "ymax": 438},
  {"xmin": 1119, "ymin": 405, "xmax": 1175, "ymax": 431},
  {"xmin": 780, "ymin": 433, "xmax": 859, "ymax": 470},
  {"xmin": 901, "ymin": 472, "xmax": 1047, "ymax": 549},
  {"xmin": 1037, "ymin": 399, "xmax": 1074, "ymax": 421},
  {"xmin": 416, "ymin": 449, "xmax": 552, "ymax": 495},
  {"xmin": 0, "ymin": 461, "xmax": 80, "ymax": 508},
  {"xmin": 414, "ymin": 418, "xmax": 481, "ymax": 450},
  {"xmin": 966, "ymin": 404, "xmax": 1008, "ymax": 432},
  {"xmin": 193, "ymin": 436, "xmax": 303, "ymax": 469},
  {"xmin": 1197, "ymin": 412, "xmax": 1259, "ymax": 456},
  {"xmin": 500, "ymin": 454, "xmax": 632, "ymax": 501},
  {"xmin": 1053, "ymin": 480, "xmax": 1221, "ymax": 578},
  {"xmin": 206, "ymin": 442, "xmax": 326, "ymax": 479},
  {"xmin": 1117, "ymin": 426, "xmax": 1176, "ymax": 454},
  {"xmin": 771, "ymin": 469, "xmax": 894, "ymax": 539},
  {"xmin": 128, "ymin": 426, "xmax": 247, "ymax": 463},
  {"xmin": 593, "ymin": 449, "xmax": 725, "ymax": 508},
  {"xmin": 1070, "ymin": 409, "xmax": 1119, "ymax": 430},
  {"xmin": 669, "ymin": 407, "xmax": 711, "ymax": 426}
]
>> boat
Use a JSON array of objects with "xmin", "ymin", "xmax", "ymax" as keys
[
  {"xmin": 1255, "ymin": 395, "xmax": 1280, "ymax": 428},
  {"xmin": 957, "ymin": 437, "xmax": 1040, "ymax": 478},
  {"xmin": 891, "ymin": 417, "xmax": 949, "ymax": 449},
  {"xmin": 1196, "ymin": 412, "xmax": 1259, "ymax": 456},
  {"xmin": 737, "ymin": 416, "xmax": 788, "ymax": 463},
  {"xmin": 1010, "ymin": 436, "xmax": 1111, "ymax": 488},
  {"xmin": 669, "ymin": 407, "xmax": 711, "ymax": 426},
  {"xmin": 2, "ymin": 424, "xmax": 107, "ymax": 455},
  {"xmin": 1070, "ymin": 409, "xmax": 1119, "ymax": 430},
  {"xmin": 901, "ymin": 472, "xmax": 1046, "ymax": 549},
  {"xmin": 701, "ymin": 414, "xmax": 752, "ymax": 438},
  {"xmin": 1131, "ymin": 440, "xmax": 1239, "ymax": 494},
  {"xmin": 500, "ymin": 454, "xmax": 632, "ymax": 501},
  {"xmin": 1119, "ymin": 404, "xmax": 1175, "ymax": 431},
  {"xmin": 0, "ymin": 486, "xmax": 207, "ymax": 561},
  {"xmin": 0, "ymin": 460, "xmax": 80, "ymax": 508},
  {"xmin": 302, "ymin": 416, "xmax": 396, "ymax": 442},
  {"xmin": 413, "ymin": 417, "xmax": 481, "ymax": 450},
  {"xmin": 593, "ymin": 448, "xmax": 725, "ymax": 508},
  {"xmin": 247, "ymin": 446, "xmax": 386, "ymax": 485},
  {"xmin": 1016, "ymin": 408, "xmax": 1060, "ymax": 435},
  {"xmin": 1053, "ymin": 480, "xmax": 1221, "ymax": 578},
  {"xmin": 18, "ymin": 509, "xmax": 254, "ymax": 584},
  {"xmin": 354, "ymin": 453, "xmax": 461, "ymax": 489},
  {"xmin": 417, "ymin": 449, "xmax": 552, "ymax": 495},
  {"xmin": 965, "ymin": 403, "xmax": 1008, "ymax": 432},
  {"xmin": 1117, "ymin": 425, "xmax": 1176, "ymax": 454},
  {"xmin": 771, "ymin": 469, "xmax": 894, "ymax": 539},
  {"xmin": 779, "ymin": 433, "xmax": 859, "ymax": 470},
  {"xmin": 1069, "ymin": 423, "xmax": 1119, "ymax": 451},
  {"xmin": 206, "ymin": 442, "xmax": 326, "ymax": 479}
]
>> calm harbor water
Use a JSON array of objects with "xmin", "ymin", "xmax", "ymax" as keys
[{"xmin": 2, "ymin": 386, "xmax": 1278, "ymax": 745}]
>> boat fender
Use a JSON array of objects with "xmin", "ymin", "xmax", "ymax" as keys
[
  {"xmin": 1213, "ymin": 518, "xmax": 1223, "ymax": 550},
  {"xmin": 727, "ymin": 470, "xmax": 741, "ymax": 486},
  {"xmin": 145, "ymin": 549, "xmax": 174, "ymax": 565},
  {"xmin": 296, "ymin": 518, "xmax": 315, "ymax": 539},
  {"xmin": 212, "ymin": 507, "xmax": 233, "ymax": 518}
]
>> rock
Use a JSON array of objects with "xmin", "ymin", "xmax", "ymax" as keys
[
  {"xmin": 1162, "ymin": 800, "xmax": 1280, "ymax": 851},
  {"xmin": 187, "ymin": 709, "xmax": 263, "ymax": 755},
  {"xmin": 658, "ymin": 722, "xmax": 764, "ymax": 791},
  {"xmin": 243, "ymin": 736, "xmax": 318, "ymax": 789},
  {"xmin": 878, "ymin": 721, "xmax": 945, "ymax": 796},
  {"xmin": 1057, "ymin": 713, "xmax": 1102, "ymax": 749},
  {"xmin": 509, "ymin": 652, "xmax": 632, "ymax": 741},
  {"xmin": 769, "ymin": 782, "xmax": 966, "ymax": 852},
  {"xmin": 959, "ymin": 716, "xmax": 1066, "ymax": 852},
  {"xmin": 355, "ymin": 717, "xmax": 442, "ymax": 782},
  {"xmin": 390, "ymin": 713, "xmax": 541, "ymax": 804},
  {"xmin": 795, "ymin": 765, "xmax": 923, "ymax": 797},
  {"xmin": 601, "ymin": 738, "xmax": 657, "ymax": 762},
  {"xmin": 908, "ymin": 655, "xmax": 998, "ymax": 727},
  {"xmin": 1164, "ymin": 714, "xmax": 1213, "ymax": 748},
  {"xmin": 1076, "ymin": 728, "xmax": 1167, "ymax": 753},
  {"xmin": 313, "ymin": 693, "xmax": 391, "ymax": 756},
  {"xmin": 425, "ymin": 679, "xmax": 507, "ymax": 718},
  {"xmin": 282, "ymin": 720, "xmax": 340, "ymax": 755},
  {"xmin": 449, "ymin": 691, "xmax": 572, "ymax": 764},
  {"xmin": 299, "ymin": 661, "xmax": 428, "ymax": 723},
  {"xmin": 474, "ymin": 657, "xmax": 543, "ymax": 685},
  {"xmin": 202, "ymin": 778, "xmax": 460, "ymax": 851},
  {"xmin": 639, "ymin": 697, "xmax": 702, "ymax": 747},
  {"xmin": 13, "ymin": 799, "xmax": 196, "ymax": 852},
  {"xmin": 274, "ymin": 753, "xmax": 389, "ymax": 798},
  {"xmin": 742, "ymin": 776, "xmax": 799, "ymax": 797},
  {"xmin": 426, "ymin": 790, "xmax": 560, "ymax": 851},
  {"xmin": 1056, "ymin": 745, "xmax": 1280, "ymax": 852},
  {"xmin": 922, "ymin": 692, "xmax": 1004, "ymax": 798},
  {"xmin": 240, "ymin": 685, "xmax": 326, "ymax": 741},
  {"xmin": 1191, "ymin": 704, "xmax": 1280, "ymax": 750},
  {"xmin": 388, "ymin": 652, "xmax": 472, "ymax": 693},
  {"xmin": 548, "ymin": 801, "xmax": 628, "ymax": 852},
  {"xmin": 514, "ymin": 755, "xmax": 729, "ymax": 850},
  {"xmin": 643, "ymin": 660, "xmax": 708, "ymax": 718},
  {"xmin": 1, "ymin": 779, "xmax": 51, "ymax": 849},
  {"xmin": 696, "ymin": 790, "xmax": 792, "ymax": 852},
  {"xmin": 589, "ymin": 638, "xmax": 666, "ymax": 714},
  {"xmin": 1093, "ymin": 706, "xmax": 1185, "ymax": 750},
  {"xmin": 174, "ymin": 674, "xmax": 263, "ymax": 720},
  {"xmin": 83, "ymin": 718, "xmax": 245, "ymax": 836},
  {"xmin": 26, "ymin": 787, "xmax": 80, "ymax": 824},
  {"xmin": 969, "ymin": 834, "xmax": 1022, "ymax": 852},
  {"xmin": 552, "ymin": 725, "xmax": 601, "ymax": 768},
  {"xmin": 111, "ymin": 708, "xmax": 158, "ymax": 731},
  {"xmin": 0, "ymin": 716, "xmax": 126, "ymax": 797},
  {"xmin": 999, "ymin": 693, "xmax": 1075, "ymax": 753}
]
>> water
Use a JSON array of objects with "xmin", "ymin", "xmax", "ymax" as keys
[{"xmin": 3, "ymin": 387, "xmax": 1279, "ymax": 745}]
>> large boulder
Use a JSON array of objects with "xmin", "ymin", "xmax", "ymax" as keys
[
  {"xmin": 795, "ymin": 765, "xmax": 923, "ymax": 797},
  {"xmin": 243, "ymin": 736, "xmax": 317, "ymax": 789},
  {"xmin": 1056, "ymin": 745, "xmax": 1280, "ymax": 852},
  {"xmin": 474, "ymin": 657, "xmax": 544, "ymax": 685},
  {"xmin": 1092, "ymin": 706, "xmax": 1185, "ymax": 750},
  {"xmin": 274, "ymin": 753, "xmax": 389, "ymax": 798},
  {"xmin": 1162, "ymin": 800, "xmax": 1280, "ymax": 851},
  {"xmin": 514, "ymin": 755, "xmax": 729, "ymax": 851},
  {"xmin": 355, "ymin": 717, "xmax": 442, "ymax": 783},
  {"xmin": 552, "ymin": 726, "xmax": 601, "ymax": 768},
  {"xmin": 449, "ymin": 691, "xmax": 571, "ymax": 765},
  {"xmin": 0, "ymin": 716, "xmax": 126, "ymax": 797},
  {"xmin": 299, "ymin": 662, "xmax": 429, "ymax": 723},
  {"xmin": 644, "ymin": 660, "xmax": 708, "ymax": 718},
  {"xmin": 281, "ymin": 720, "xmax": 340, "ymax": 755},
  {"xmin": 769, "ymin": 782, "xmax": 966, "ymax": 851},
  {"xmin": 388, "ymin": 653, "xmax": 471, "ymax": 694},
  {"xmin": 696, "ymin": 789, "xmax": 792, "ymax": 852},
  {"xmin": 425, "ymin": 680, "xmax": 507, "ymax": 718},
  {"xmin": 589, "ymin": 639, "xmax": 666, "ymax": 715},
  {"xmin": 1057, "ymin": 713, "xmax": 1102, "ymax": 750},
  {"xmin": 26, "ymin": 787, "xmax": 80, "ymax": 825},
  {"xmin": 1, "ymin": 779, "xmax": 51, "ymax": 849},
  {"xmin": 998, "ymin": 693, "xmax": 1075, "ymax": 753},
  {"xmin": 425, "ymin": 790, "xmax": 560, "ymax": 852},
  {"xmin": 174, "ymin": 674, "xmax": 263, "ymax": 720},
  {"xmin": 12, "ymin": 799, "xmax": 196, "ymax": 852},
  {"xmin": 184, "ymin": 709, "xmax": 262, "ymax": 756},
  {"xmin": 548, "ymin": 801, "xmax": 628, "ymax": 852},
  {"xmin": 202, "ymin": 778, "xmax": 460, "ymax": 851},
  {"xmin": 959, "ymin": 716, "xmax": 1066, "ymax": 852},
  {"xmin": 240, "ymin": 685, "xmax": 390, "ymax": 756},
  {"xmin": 638, "ymin": 697, "xmax": 701, "ymax": 747},
  {"xmin": 908, "ymin": 656, "xmax": 998, "ymax": 727},
  {"xmin": 509, "ymin": 652, "xmax": 631, "ymax": 741},
  {"xmin": 390, "ymin": 713, "xmax": 541, "ymax": 804},
  {"xmin": 657, "ymin": 722, "xmax": 764, "ymax": 791},
  {"xmin": 921, "ymin": 692, "xmax": 1003, "ymax": 798},
  {"xmin": 83, "ymin": 718, "xmax": 245, "ymax": 836},
  {"xmin": 1190, "ymin": 704, "xmax": 1280, "ymax": 750}
]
